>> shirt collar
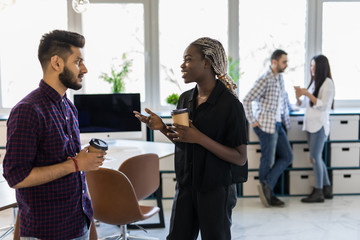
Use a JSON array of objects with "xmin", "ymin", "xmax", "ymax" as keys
[
  {"xmin": 268, "ymin": 66, "xmax": 281, "ymax": 80},
  {"xmin": 189, "ymin": 80, "xmax": 226, "ymax": 105},
  {"xmin": 39, "ymin": 79, "xmax": 66, "ymax": 104}
]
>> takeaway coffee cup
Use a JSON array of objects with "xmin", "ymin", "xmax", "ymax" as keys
[
  {"xmin": 88, "ymin": 138, "xmax": 108, "ymax": 153},
  {"xmin": 171, "ymin": 108, "xmax": 189, "ymax": 127}
]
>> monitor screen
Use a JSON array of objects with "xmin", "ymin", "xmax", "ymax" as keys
[{"xmin": 74, "ymin": 93, "xmax": 142, "ymax": 142}]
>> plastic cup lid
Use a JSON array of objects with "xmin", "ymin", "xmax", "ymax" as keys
[
  {"xmin": 89, "ymin": 138, "xmax": 108, "ymax": 151},
  {"xmin": 171, "ymin": 108, "xmax": 188, "ymax": 115}
]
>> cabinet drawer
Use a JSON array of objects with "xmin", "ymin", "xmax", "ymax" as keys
[
  {"xmin": 0, "ymin": 121, "xmax": 6, "ymax": 147},
  {"xmin": 289, "ymin": 171, "xmax": 314, "ymax": 195},
  {"xmin": 330, "ymin": 143, "xmax": 360, "ymax": 167},
  {"xmin": 330, "ymin": 115, "xmax": 359, "ymax": 140}
]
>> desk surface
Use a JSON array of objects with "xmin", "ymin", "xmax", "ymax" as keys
[{"xmin": 101, "ymin": 139, "xmax": 175, "ymax": 169}]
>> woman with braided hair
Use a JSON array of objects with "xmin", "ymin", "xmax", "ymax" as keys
[{"xmin": 134, "ymin": 37, "xmax": 248, "ymax": 240}]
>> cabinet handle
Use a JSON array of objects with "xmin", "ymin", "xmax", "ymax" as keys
[
  {"xmin": 254, "ymin": 176, "xmax": 259, "ymax": 180},
  {"xmin": 303, "ymin": 148, "xmax": 309, "ymax": 152},
  {"xmin": 344, "ymin": 174, "xmax": 351, "ymax": 178},
  {"xmin": 340, "ymin": 120, "xmax": 348, "ymax": 124},
  {"xmin": 342, "ymin": 148, "xmax": 350, "ymax": 151},
  {"xmin": 256, "ymin": 149, "xmax": 261, "ymax": 153},
  {"xmin": 300, "ymin": 175, "xmax": 309, "ymax": 179},
  {"xmin": 298, "ymin": 121, "xmax": 303, "ymax": 125}
]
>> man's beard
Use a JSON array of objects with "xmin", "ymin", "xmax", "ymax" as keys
[
  {"xmin": 277, "ymin": 66, "xmax": 285, "ymax": 73},
  {"xmin": 59, "ymin": 66, "xmax": 82, "ymax": 90}
]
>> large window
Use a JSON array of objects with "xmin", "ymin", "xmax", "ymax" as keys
[
  {"xmin": 0, "ymin": 0, "xmax": 67, "ymax": 108},
  {"xmin": 238, "ymin": 0, "xmax": 307, "ymax": 103},
  {"xmin": 81, "ymin": 2, "xmax": 146, "ymax": 101},
  {"xmin": 1, "ymin": 0, "xmax": 359, "ymax": 112},
  {"xmin": 159, "ymin": 0, "xmax": 228, "ymax": 107},
  {"xmin": 322, "ymin": 1, "xmax": 360, "ymax": 101}
]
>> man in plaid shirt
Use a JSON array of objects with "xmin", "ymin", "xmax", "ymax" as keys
[
  {"xmin": 3, "ymin": 30, "xmax": 105, "ymax": 239},
  {"xmin": 243, "ymin": 49, "xmax": 293, "ymax": 208}
]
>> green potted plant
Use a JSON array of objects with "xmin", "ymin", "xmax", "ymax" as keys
[
  {"xmin": 166, "ymin": 93, "xmax": 179, "ymax": 106},
  {"xmin": 228, "ymin": 56, "xmax": 241, "ymax": 84},
  {"xmin": 99, "ymin": 53, "xmax": 132, "ymax": 93}
]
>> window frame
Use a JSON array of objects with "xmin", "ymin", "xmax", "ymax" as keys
[
  {"xmin": 0, "ymin": 0, "xmax": 359, "ymax": 114},
  {"xmin": 67, "ymin": 0, "xmax": 158, "ymax": 109},
  {"xmin": 308, "ymin": 0, "xmax": 360, "ymax": 107}
]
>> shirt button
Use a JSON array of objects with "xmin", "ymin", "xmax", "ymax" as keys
[
  {"xmin": 66, "ymin": 117, "xmax": 68, "ymax": 120},
  {"xmin": 83, "ymin": 190, "xmax": 85, "ymax": 194}
]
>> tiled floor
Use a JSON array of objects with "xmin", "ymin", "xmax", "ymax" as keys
[{"xmin": 2, "ymin": 196, "xmax": 360, "ymax": 240}]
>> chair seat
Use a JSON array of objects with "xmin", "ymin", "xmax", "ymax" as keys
[{"xmin": 87, "ymin": 159, "xmax": 161, "ymax": 240}]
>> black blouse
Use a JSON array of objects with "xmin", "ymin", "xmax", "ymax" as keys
[{"xmin": 174, "ymin": 80, "xmax": 248, "ymax": 191}]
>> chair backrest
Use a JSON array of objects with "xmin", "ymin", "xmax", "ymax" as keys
[
  {"xmin": 118, "ymin": 153, "xmax": 160, "ymax": 201},
  {"xmin": 86, "ymin": 168, "xmax": 143, "ymax": 225}
]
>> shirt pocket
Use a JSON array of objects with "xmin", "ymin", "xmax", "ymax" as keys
[{"xmin": 39, "ymin": 119, "xmax": 70, "ymax": 163}]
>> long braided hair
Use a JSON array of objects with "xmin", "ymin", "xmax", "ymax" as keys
[{"xmin": 191, "ymin": 37, "xmax": 237, "ymax": 96}]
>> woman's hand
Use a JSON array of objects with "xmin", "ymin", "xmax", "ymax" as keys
[
  {"xmin": 167, "ymin": 122, "xmax": 203, "ymax": 144},
  {"xmin": 294, "ymin": 86, "xmax": 308, "ymax": 98},
  {"xmin": 133, "ymin": 108, "xmax": 166, "ymax": 131}
]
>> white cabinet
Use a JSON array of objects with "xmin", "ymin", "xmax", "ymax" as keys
[
  {"xmin": 0, "ymin": 149, "xmax": 5, "ymax": 164},
  {"xmin": 289, "ymin": 171, "xmax": 314, "ymax": 195},
  {"xmin": 244, "ymin": 112, "xmax": 360, "ymax": 197},
  {"xmin": 0, "ymin": 121, "xmax": 6, "ymax": 147},
  {"xmin": 162, "ymin": 173, "xmax": 176, "ymax": 198},
  {"xmin": 248, "ymin": 124, "xmax": 259, "ymax": 142},
  {"xmin": 333, "ymin": 170, "xmax": 360, "ymax": 194},
  {"xmin": 330, "ymin": 143, "xmax": 360, "ymax": 167},
  {"xmin": 242, "ymin": 171, "xmax": 260, "ymax": 196},
  {"xmin": 330, "ymin": 115, "xmax": 359, "ymax": 140},
  {"xmin": 292, "ymin": 143, "xmax": 311, "ymax": 168},
  {"xmin": 287, "ymin": 116, "xmax": 307, "ymax": 141},
  {"xmin": 247, "ymin": 144, "xmax": 261, "ymax": 169}
]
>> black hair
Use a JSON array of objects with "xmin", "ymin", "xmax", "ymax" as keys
[
  {"xmin": 271, "ymin": 49, "xmax": 287, "ymax": 62},
  {"xmin": 38, "ymin": 29, "xmax": 85, "ymax": 70},
  {"xmin": 307, "ymin": 55, "xmax": 334, "ymax": 108}
]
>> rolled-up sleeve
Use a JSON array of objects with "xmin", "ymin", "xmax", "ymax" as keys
[
  {"xmin": 313, "ymin": 79, "xmax": 335, "ymax": 111},
  {"xmin": 3, "ymin": 103, "xmax": 39, "ymax": 187}
]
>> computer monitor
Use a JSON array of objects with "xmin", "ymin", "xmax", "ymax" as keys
[{"xmin": 74, "ymin": 93, "xmax": 142, "ymax": 143}]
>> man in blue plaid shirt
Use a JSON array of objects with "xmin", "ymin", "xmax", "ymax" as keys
[{"xmin": 243, "ymin": 49, "xmax": 293, "ymax": 208}]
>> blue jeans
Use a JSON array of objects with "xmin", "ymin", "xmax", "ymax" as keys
[
  {"xmin": 307, "ymin": 127, "xmax": 331, "ymax": 189},
  {"xmin": 253, "ymin": 122, "xmax": 293, "ymax": 192},
  {"xmin": 20, "ymin": 218, "xmax": 89, "ymax": 240}
]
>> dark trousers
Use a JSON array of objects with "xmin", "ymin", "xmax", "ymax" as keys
[{"xmin": 166, "ymin": 183, "xmax": 237, "ymax": 240}]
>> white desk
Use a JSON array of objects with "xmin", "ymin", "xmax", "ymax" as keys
[{"xmin": 94, "ymin": 139, "xmax": 175, "ymax": 170}]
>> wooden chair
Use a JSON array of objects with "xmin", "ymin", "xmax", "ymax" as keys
[{"xmin": 86, "ymin": 167, "xmax": 160, "ymax": 240}]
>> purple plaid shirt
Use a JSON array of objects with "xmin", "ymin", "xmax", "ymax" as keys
[{"xmin": 3, "ymin": 80, "xmax": 93, "ymax": 239}]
